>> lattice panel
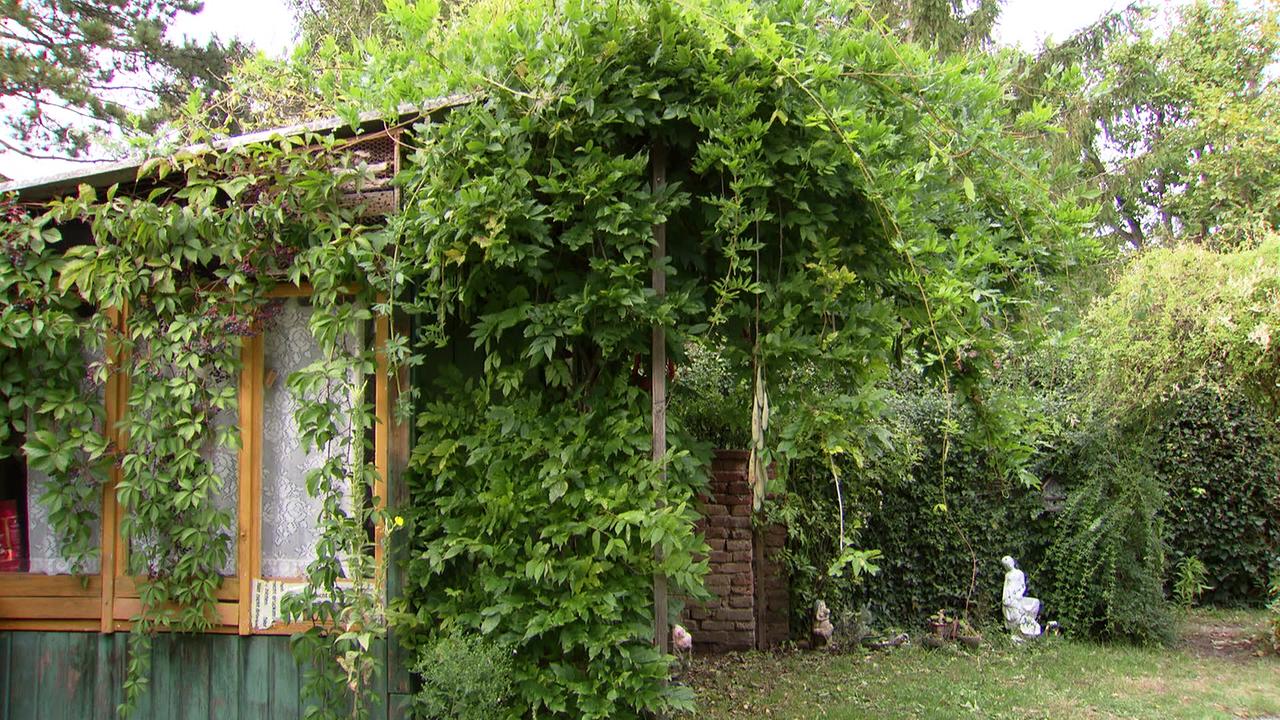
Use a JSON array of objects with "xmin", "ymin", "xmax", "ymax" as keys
[{"xmin": 338, "ymin": 131, "xmax": 399, "ymax": 216}]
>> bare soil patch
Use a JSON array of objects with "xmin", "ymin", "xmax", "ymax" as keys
[{"xmin": 1178, "ymin": 612, "xmax": 1271, "ymax": 662}]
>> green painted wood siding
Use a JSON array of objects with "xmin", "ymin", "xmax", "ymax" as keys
[{"xmin": 0, "ymin": 631, "xmax": 400, "ymax": 720}]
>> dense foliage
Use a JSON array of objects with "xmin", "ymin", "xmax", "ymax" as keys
[
  {"xmin": 1042, "ymin": 428, "xmax": 1172, "ymax": 644},
  {"xmin": 1150, "ymin": 387, "xmax": 1280, "ymax": 606},
  {"xmin": 1083, "ymin": 239, "xmax": 1280, "ymax": 414},
  {"xmin": 0, "ymin": 0, "xmax": 1097, "ymax": 715},
  {"xmin": 410, "ymin": 632, "xmax": 515, "ymax": 720}
]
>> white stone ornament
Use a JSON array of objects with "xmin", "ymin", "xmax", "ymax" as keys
[{"xmin": 1001, "ymin": 555, "xmax": 1042, "ymax": 642}]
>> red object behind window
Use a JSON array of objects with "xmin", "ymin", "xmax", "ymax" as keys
[{"xmin": 0, "ymin": 499, "xmax": 22, "ymax": 571}]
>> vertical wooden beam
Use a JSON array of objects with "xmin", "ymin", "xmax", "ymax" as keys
[
  {"xmin": 383, "ymin": 312, "xmax": 414, "ymax": 699},
  {"xmin": 100, "ymin": 307, "xmax": 124, "ymax": 633},
  {"xmin": 650, "ymin": 141, "xmax": 670, "ymax": 656},
  {"xmin": 374, "ymin": 312, "xmax": 390, "ymax": 572},
  {"xmin": 237, "ymin": 335, "xmax": 261, "ymax": 635}
]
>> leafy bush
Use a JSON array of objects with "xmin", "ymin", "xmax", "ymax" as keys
[
  {"xmin": 1148, "ymin": 387, "xmax": 1280, "ymax": 606},
  {"xmin": 411, "ymin": 633, "xmax": 515, "ymax": 720},
  {"xmin": 1172, "ymin": 556, "xmax": 1211, "ymax": 611},
  {"xmin": 841, "ymin": 384, "xmax": 1054, "ymax": 629},
  {"xmin": 1044, "ymin": 430, "xmax": 1172, "ymax": 644}
]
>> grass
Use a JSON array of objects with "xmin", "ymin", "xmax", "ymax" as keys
[{"xmin": 685, "ymin": 610, "xmax": 1280, "ymax": 720}]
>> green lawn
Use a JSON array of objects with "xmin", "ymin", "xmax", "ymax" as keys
[{"xmin": 685, "ymin": 611, "xmax": 1280, "ymax": 719}]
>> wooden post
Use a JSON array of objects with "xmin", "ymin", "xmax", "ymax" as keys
[{"xmin": 651, "ymin": 141, "xmax": 670, "ymax": 656}]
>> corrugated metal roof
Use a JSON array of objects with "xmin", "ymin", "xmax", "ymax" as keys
[{"xmin": 1, "ymin": 94, "xmax": 475, "ymax": 201}]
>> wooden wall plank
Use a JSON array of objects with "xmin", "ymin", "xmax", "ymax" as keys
[
  {"xmin": 0, "ymin": 598, "xmax": 99, "ymax": 620},
  {"xmin": 239, "ymin": 636, "xmax": 270, "ymax": 718},
  {"xmin": 388, "ymin": 694, "xmax": 414, "ymax": 720},
  {"xmin": 370, "ymin": 639, "xmax": 389, "ymax": 720},
  {"xmin": 0, "ymin": 632, "xmax": 11, "ymax": 720},
  {"xmin": 112, "ymin": 577, "xmax": 237, "ymax": 601},
  {"xmin": 176, "ymin": 635, "xmax": 212, "ymax": 720},
  {"xmin": 0, "ymin": 632, "xmax": 369, "ymax": 720},
  {"xmin": 7, "ymin": 633, "xmax": 39, "ymax": 720},
  {"xmin": 109, "ymin": 634, "xmax": 129, "ymax": 720},
  {"xmin": 152, "ymin": 635, "xmax": 174, "ymax": 718},
  {"xmin": 384, "ymin": 311, "xmax": 413, "ymax": 697},
  {"xmin": 0, "ymin": 576, "xmax": 101, "ymax": 598},
  {"xmin": 268, "ymin": 635, "xmax": 300, "ymax": 718},
  {"xmin": 208, "ymin": 633, "xmax": 239, "ymax": 720},
  {"xmin": 64, "ymin": 633, "xmax": 96, "ymax": 720},
  {"xmin": 91, "ymin": 635, "xmax": 115, "ymax": 720}
]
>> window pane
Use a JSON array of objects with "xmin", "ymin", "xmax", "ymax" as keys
[
  {"xmin": 260, "ymin": 298, "xmax": 361, "ymax": 579},
  {"xmin": 206, "ymin": 408, "xmax": 239, "ymax": 576},
  {"xmin": 7, "ymin": 343, "xmax": 105, "ymax": 575},
  {"xmin": 27, "ymin": 466, "xmax": 101, "ymax": 574}
]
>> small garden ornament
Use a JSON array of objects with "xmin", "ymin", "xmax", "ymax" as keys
[
  {"xmin": 671, "ymin": 624, "xmax": 693, "ymax": 672},
  {"xmin": 1001, "ymin": 556, "xmax": 1043, "ymax": 642},
  {"xmin": 812, "ymin": 600, "xmax": 834, "ymax": 648}
]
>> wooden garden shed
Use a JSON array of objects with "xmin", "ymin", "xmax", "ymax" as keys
[{"xmin": 0, "ymin": 98, "xmax": 471, "ymax": 719}]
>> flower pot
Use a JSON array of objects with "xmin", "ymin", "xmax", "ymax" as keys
[{"xmin": 929, "ymin": 620, "xmax": 959, "ymax": 640}]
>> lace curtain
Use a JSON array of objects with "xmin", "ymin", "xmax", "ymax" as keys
[
  {"xmin": 206, "ymin": 408, "xmax": 239, "ymax": 576},
  {"xmin": 26, "ymin": 345, "xmax": 104, "ymax": 575},
  {"xmin": 260, "ymin": 298, "xmax": 362, "ymax": 579}
]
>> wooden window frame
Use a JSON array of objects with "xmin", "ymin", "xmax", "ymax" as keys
[{"xmin": 0, "ymin": 289, "xmax": 393, "ymax": 635}]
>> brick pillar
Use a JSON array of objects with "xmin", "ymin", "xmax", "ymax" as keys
[{"xmin": 680, "ymin": 450, "xmax": 789, "ymax": 653}]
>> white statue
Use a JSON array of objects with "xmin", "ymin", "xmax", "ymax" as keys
[{"xmin": 1001, "ymin": 556, "xmax": 1042, "ymax": 642}]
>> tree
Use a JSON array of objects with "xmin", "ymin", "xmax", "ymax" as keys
[
  {"xmin": 867, "ymin": 0, "xmax": 1002, "ymax": 54},
  {"xmin": 0, "ymin": 0, "xmax": 246, "ymax": 159},
  {"xmin": 288, "ymin": 0, "xmax": 387, "ymax": 48},
  {"xmin": 1020, "ymin": 1, "xmax": 1280, "ymax": 250}
]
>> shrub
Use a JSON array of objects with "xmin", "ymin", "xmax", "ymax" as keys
[
  {"xmin": 1172, "ymin": 556, "xmax": 1211, "ymax": 611},
  {"xmin": 1044, "ymin": 430, "xmax": 1172, "ymax": 644},
  {"xmin": 411, "ymin": 633, "xmax": 515, "ymax": 720}
]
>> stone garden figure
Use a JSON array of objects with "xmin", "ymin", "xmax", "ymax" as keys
[
  {"xmin": 812, "ymin": 599, "xmax": 834, "ymax": 648},
  {"xmin": 1001, "ymin": 555, "xmax": 1042, "ymax": 642}
]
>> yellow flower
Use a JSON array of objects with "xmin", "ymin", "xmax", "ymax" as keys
[{"xmin": 393, "ymin": 515, "xmax": 405, "ymax": 527}]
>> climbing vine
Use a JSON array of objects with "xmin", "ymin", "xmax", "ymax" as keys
[{"xmin": 0, "ymin": 0, "xmax": 1097, "ymax": 717}]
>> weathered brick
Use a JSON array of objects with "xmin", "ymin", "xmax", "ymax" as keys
[{"xmin": 719, "ymin": 608, "xmax": 754, "ymax": 622}]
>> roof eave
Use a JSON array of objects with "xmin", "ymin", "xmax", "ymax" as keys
[{"xmin": 2, "ymin": 93, "xmax": 475, "ymax": 203}]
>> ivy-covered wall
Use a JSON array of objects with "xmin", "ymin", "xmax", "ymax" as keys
[{"xmin": 1150, "ymin": 388, "xmax": 1280, "ymax": 606}]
